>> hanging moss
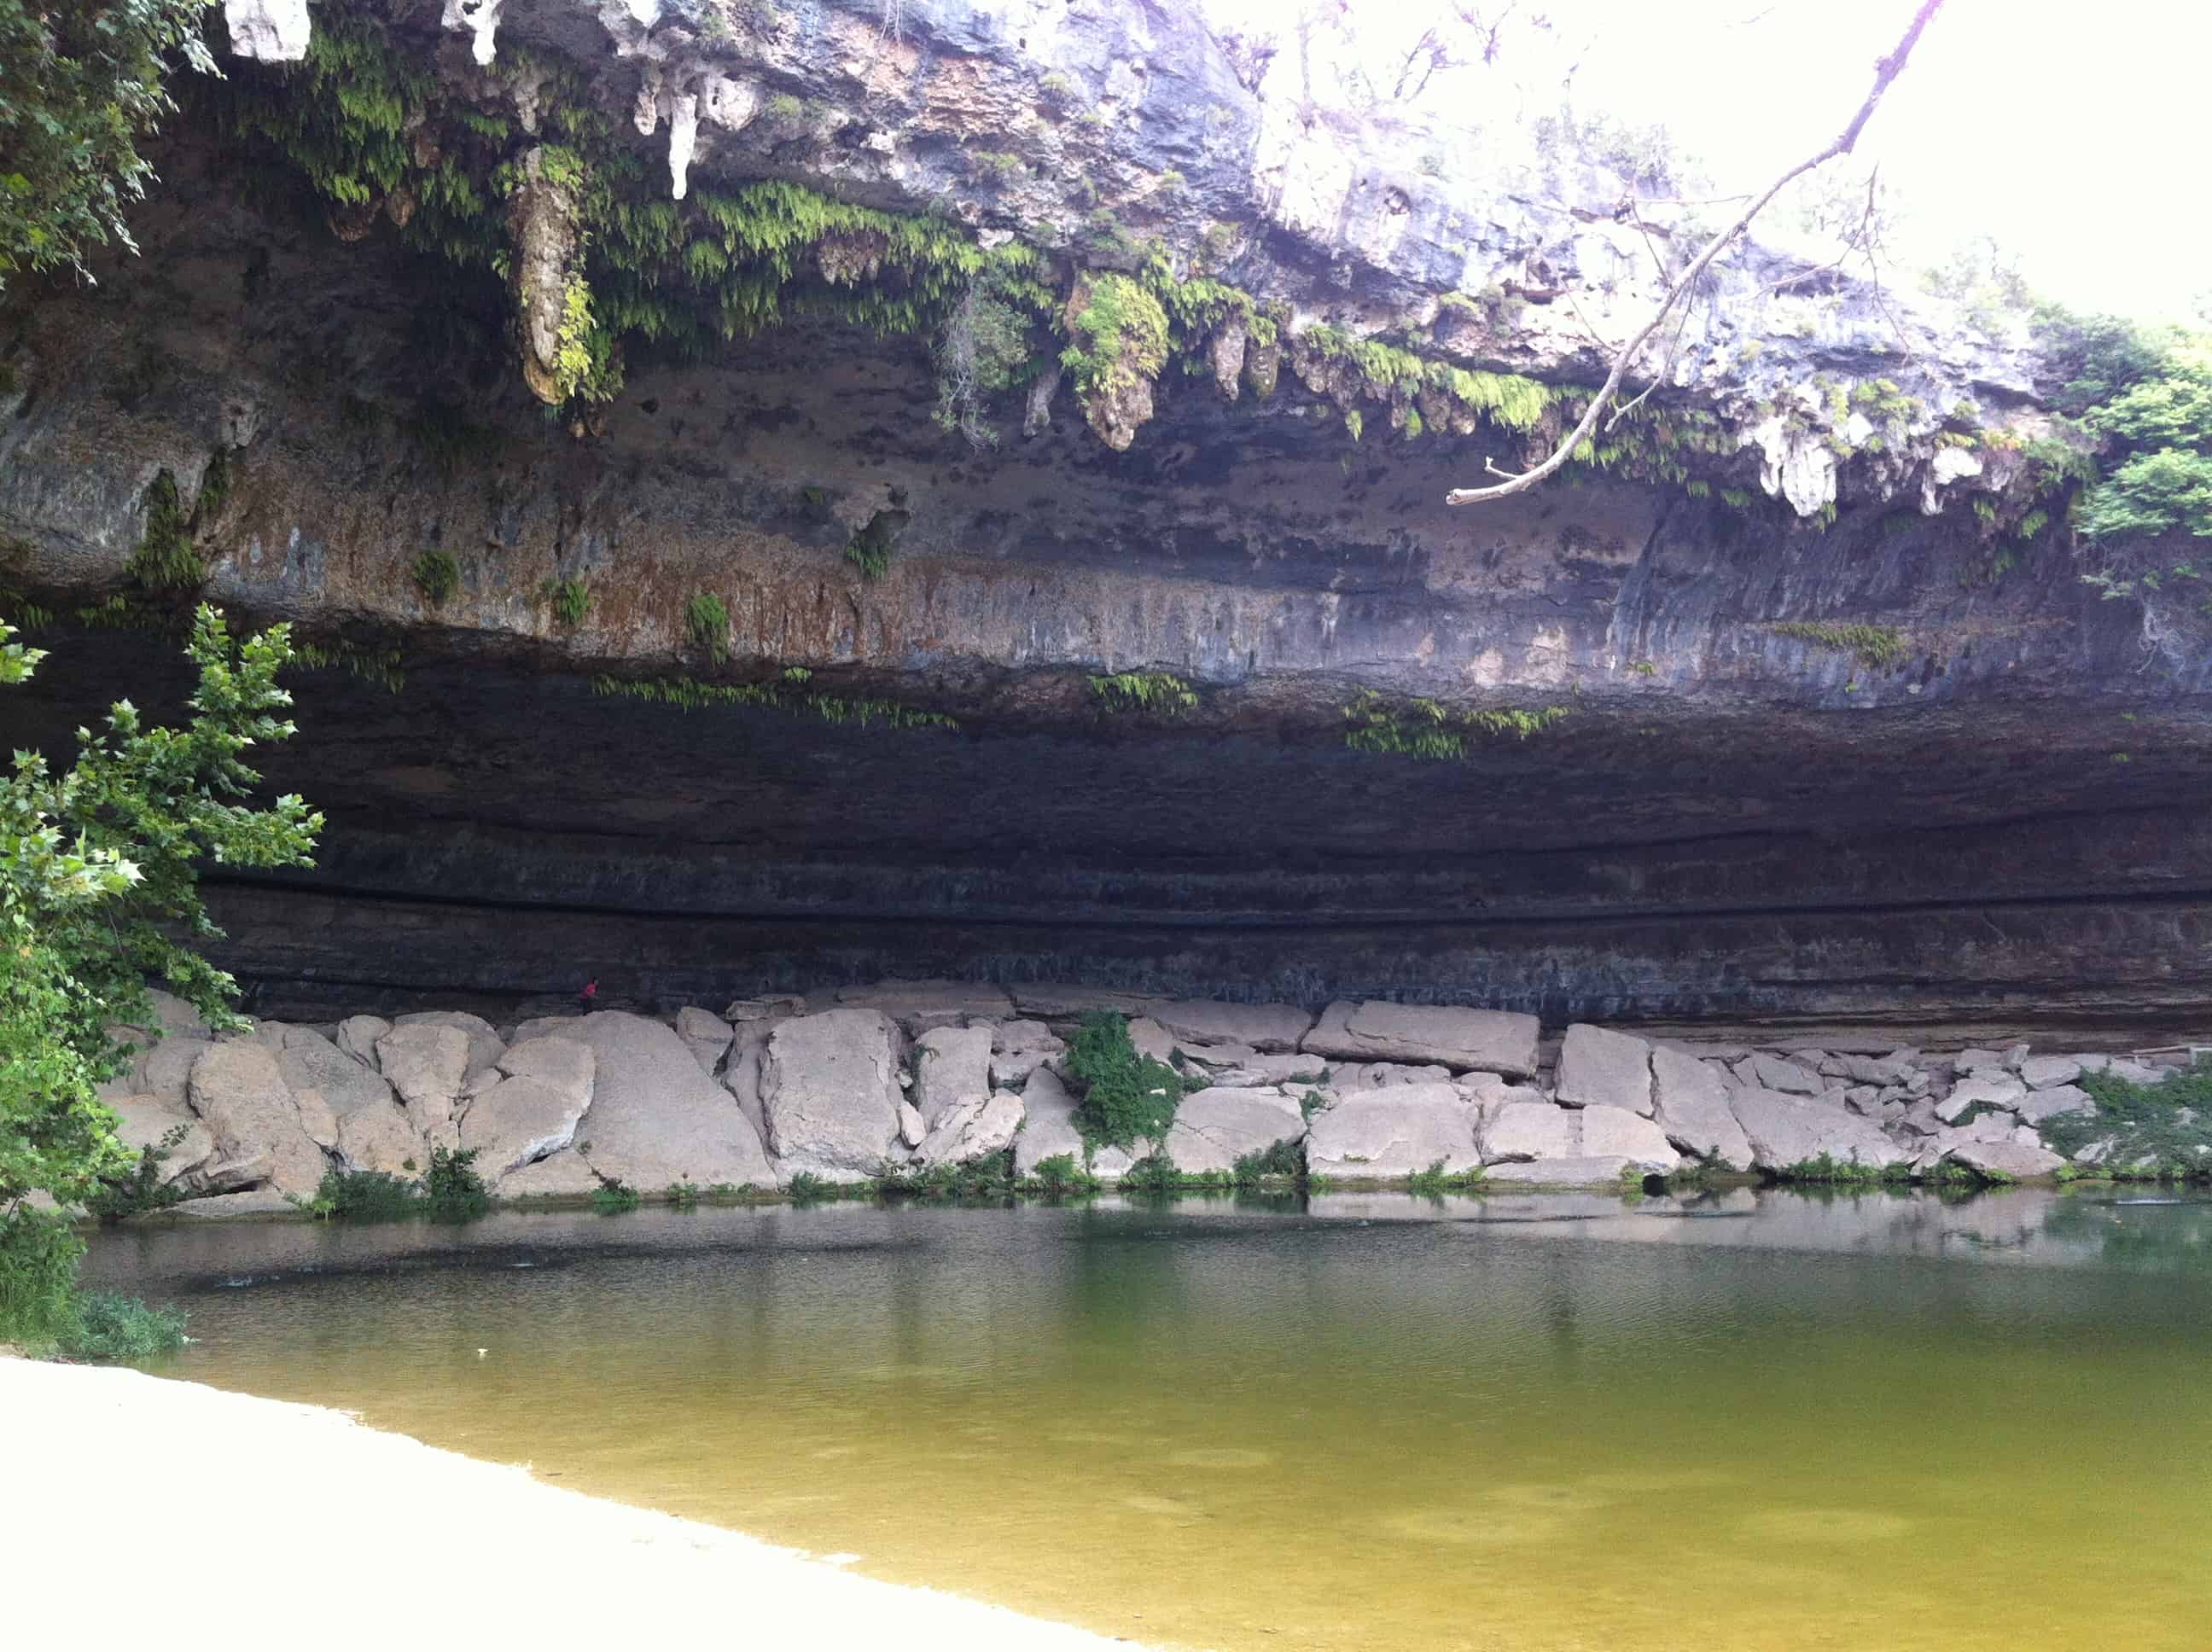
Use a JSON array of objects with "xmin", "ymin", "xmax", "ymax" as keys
[
  {"xmin": 591, "ymin": 672, "xmax": 958, "ymax": 730},
  {"xmin": 124, "ymin": 471, "xmax": 203, "ymax": 591},
  {"xmin": 1060, "ymin": 273, "xmax": 1168, "ymax": 400}
]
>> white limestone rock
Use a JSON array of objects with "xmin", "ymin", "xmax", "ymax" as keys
[
  {"xmin": 1554, "ymin": 1024, "xmax": 1654, "ymax": 1114},
  {"xmin": 225, "ymin": 0, "xmax": 311, "ymax": 61},
  {"xmin": 1481, "ymin": 1101, "xmax": 1580, "ymax": 1164},
  {"xmin": 1012, "ymin": 1066, "xmax": 1086, "ymax": 1178},
  {"xmin": 1306, "ymin": 1084, "xmax": 1481, "ymax": 1179},
  {"xmin": 1948, "ymin": 1140, "xmax": 2066, "ymax": 1181},
  {"xmin": 2012, "ymin": 1085, "xmax": 2094, "ymax": 1126},
  {"xmin": 915, "ymin": 1091, "xmax": 1025, "ymax": 1168},
  {"xmin": 1576, "ymin": 1104, "xmax": 1680, "ymax": 1171},
  {"xmin": 376, "ymin": 1023, "xmax": 472, "ymax": 1147},
  {"xmin": 2017, "ymin": 1055, "xmax": 2083, "ymax": 1090},
  {"xmin": 392, "ymin": 1011, "xmax": 505, "ymax": 1087},
  {"xmin": 1937, "ymin": 1073, "xmax": 2026, "ymax": 1123},
  {"xmin": 1728, "ymin": 1085, "xmax": 1909, "ymax": 1172},
  {"xmin": 335, "ymin": 1015, "xmax": 392, "ymax": 1067},
  {"xmin": 1163, "ymin": 1089, "xmax": 1304, "ymax": 1175},
  {"xmin": 675, "ymin": 1006, "xmax": 736, "ymax": 1076},
  {"xmin": 461, "ymin": 1036, "xmax": 597, "ymax": 1180},
  {"xmin": 1302, "ymin": 1001, "xmax": 1540, "ymax": 1077},
  {"xmin": 561, "ymin": 1011, "xmax": 775, "ymax": 1189},
  {"xmin": 187, "ymin": 1040, "xmax": 329, "ymax": 1195},
  {"xmin": 1150, "ymin": 1001, "xmax": 1314, "ymax": 1054},
  {"xmin": 760, "ymin": 1009, "xmax": 905, "ymax": 1183},
  {"xmin": 911, "ymin": 1024, "xmax": 993, "ymax": 1127}
]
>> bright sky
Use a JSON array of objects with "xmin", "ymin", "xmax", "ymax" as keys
[{"xmin": 1203, "ymin": 0, "xmax": 2209, "ymax": 323}]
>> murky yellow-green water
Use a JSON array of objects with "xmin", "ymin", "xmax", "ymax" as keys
[{"xmin": 85, "ymin": 1188, "xmax": 2212, "ymax": 1651}]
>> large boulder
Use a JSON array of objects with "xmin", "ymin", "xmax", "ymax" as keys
[
  {"xmin": 1012, "ymin": 1065, "xmax": 1086, "ymax": 1178},
  {"xmin": 1150, "ymin": 1001, "xmax": 1314, "ymax": 1054},
  {"xmin": 2012, "ymin": 1085, "xmax": 2095, "ymax": 1126},
  {"xmin": 1305, "ymin": 1084, "xmax": 1481, "ymax": 1178},
  {"xmin": 1554, "ymin": 1024, "xmax": 1654, "ymax": 1114},
  {"xmin": 1650, "ymin": 1047, "xmax": 1755, "ymax": 1170},
  {"xmin": 137, "ymin": 1034, "xmax": 211, "ymax": 1110},
  {"xmin": 1162, "ymin": 1089, "xmax": 1305, "ymax": 1174},
  {"xmin": 335, "ymin": 1014, "xmax": 390, "ymax": 1067},
  {"xmin": 675, "ymin": 1006, "xmax": 735, "ymax": 1075},
  {"xmin": 1301, "ymin": 1001, "xmax": 1539, "ymax": 1077},
  {"xmin": 1577, "ymin": 1104, "xmax": 1681, "ymax": 1170},
  {"xmin": 988, "ymin": 1020, "xmax": 1066, "ymax": 1090},
  {"xmin": 911, "ymin": 1024, "xmax": 993, "ymax": 1127},
  {"xmin": 915, "ymin": 1091, "xmax": 1026, "ymax": 1167},
  {"xmin": 760, "ymin": 1008, "xmax": 905, "ymax": 1182},
  {"xmin": 1728, "ymin": 1086, "xmax": 1908, "ymax": 1172},
  {"xmin": 392, "ymin": 1010, "xmax": 505, "ymax": 1086},
  {"xmin": 1748, "ymin": 1053, "xmax": 1821, "ymax": 1096},
  {"xmin": 1949, "ymin": 1140, "xmax": 2067, "ymax": 1180},
  {"xmin": 275, "ymin": 1026, "xmax": 394, "ymax": 1120},
  {"xmin": 498, "ymin": 1152, "xmax": 604, "ymax": 1198},
  {"xmin": 2017, "ymin": 1055, "xmax": 2083, "ymax": 1090},
  {"xmin": 1481, "ymin": 1101, "xmax": 1580, "ymax": 1163},
  {"xmin": 101, "ymin": 1093, "xmax": 217, "ymax": 1190},
  {"xmin": 562, "ymin": 1011, "xmax": 775, "ymax": 1189},
  {"xmin": 1330, "ymin": 1060, "xmax": 1452, "ymax": 1090},
  {"xmin": 1937, "ymin": 1073, "xmax": 2026, "ymax": 1123},
  {"xmin": 376, "ymin": 1023, "xmax": 472, "ymax": 1146},
  {"xmin": 461, "ymin": 1036, "xmax": 597, "ymax": 1179},
  {"xmin": 334, "ymin": 1101, "xmax": 426, "ymax": 1177},
  {"xmin": 187, "ymin": 1040, "xmax": 329, "ymax": 1195}
]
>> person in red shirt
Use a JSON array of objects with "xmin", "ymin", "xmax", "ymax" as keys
[{"xmin": 578, "ymin": 977, "xmax": 598, "ymax": 1013}]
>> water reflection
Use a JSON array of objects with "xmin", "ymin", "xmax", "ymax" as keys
[{"xmin": 81, "ymin": 1188, "xmax": 2212, "ymax": 1652}]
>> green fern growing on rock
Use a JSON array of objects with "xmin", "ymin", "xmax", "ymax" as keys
[
  {"xmin": 684, "ymin": 592, "xmax": 731, "ymax": 663},
  {"xmin": 410, "ymin": 550, "xmax": 461, "ymax": 605},
  {"xmin": 542, "ymin": 575, "xmax": 590, "ymax": 627}
]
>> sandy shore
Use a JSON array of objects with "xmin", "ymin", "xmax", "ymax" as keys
[{"xmin": 0, "ymin": 1356, "xmax": 1141, "ymax": 1649}]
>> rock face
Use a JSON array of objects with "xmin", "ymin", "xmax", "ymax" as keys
[
  {"xmin": 759, "ymin": 1009, "xmax": 904, "ymax": 1182},
  {"xmin": 1305, "ymin": 1085, "xmax": 1482, "ymax": 1179},
  {"xmin": 1303, "ymin": 1004, "xmax": 1540, "ymax": 1078},
  {"xmin": 376, "ymin": 1024, "xmax": 472, "ymax": 1147},
  {"xmin": 1163, "ymin": 1090, "xmax": 1306, "ymax": 1175},
  {"xmin": 560, "ymin": 1012, "xmax": 773, "ymax": 1189}
]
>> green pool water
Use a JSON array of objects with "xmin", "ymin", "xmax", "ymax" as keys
[{"xmin": 84, "ymin": 1186, "xmax": 2212, "ymax": 1651}]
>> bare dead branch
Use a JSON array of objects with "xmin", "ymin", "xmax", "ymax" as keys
[{"xmin": 1446, "ymin": 0, "xmax": 1947, "ymax": 507}]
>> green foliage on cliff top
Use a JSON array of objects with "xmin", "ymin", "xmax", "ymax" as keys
[
  {"xmin": 1066, "ymin": 1011, "xmax": 1184, "ymax": 1151},
  {"xmin": 0, "ymin": 0, "xmax": 218, "ymax": 292}
]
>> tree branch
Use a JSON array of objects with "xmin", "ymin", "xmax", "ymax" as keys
[{"xmin": 1445, "ymin": 0, "xmax": 1947, "ymax": 508}]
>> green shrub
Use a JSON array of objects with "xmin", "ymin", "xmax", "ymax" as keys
[
  {"xmin": 843, "ymin": 509, "xmax": 907, "ymax": 579},
  {"xmin": 1088, "ymin": 671, "xmax": 1196, "ymax": 715},
  {"xmin": 410, "ymin": 550, "xmax": 461, "ymax": 604},
  {"xmin": 1065, "ymin": 1012, "xmax": 1185, "ymax": 1150},
  {"xmin": 1023, "ymin": 1153, "xmax": 1101, "ymax": 1195},
  {"xmin": 593, "ymin": 1181, "xmax": 641, "ymax": 1213},
  {"xmin": 2041, "ymin": 1057, "xmax": 2212, "ymax": 1178},
  {"xmin": 684, "ymin": 592, "xmax": 730, "ymax": 662},
  {"xmin": 310, "ymin": 1167, "xmax": 421, "ymax": 1222},
  {"xmin": 0, "ymin": 1210, "xmax": 85, "ymax": 1354},
  {"xmin": 85, "ymin": 1123, "xmax": 189, "ymax": 1223},
  {"xmin": 423, "ymin": 1146, "xmax": 489, "ymax": 1220},
  {"xmin": 1776, "ymin": 1153, "xmax": 1908, "ymax": 1186},
  {"xmin": 1231, "ymin": 1140, "xmax": 1305, "ymax": 1185},
  {"xmin": 666, "ymin": 1181, "xmax": 699, "ymax": 1211},
  {"xmin": 61, "ymin": 1291, "xmax": 187, "ymax": 1360},
  {"xmin": 785, "ymin": 1170, "xmax": 835, "ymax": 1204}
]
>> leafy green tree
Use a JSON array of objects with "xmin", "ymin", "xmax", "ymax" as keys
[
  {"xmin": 1, "ymin": 606, "xmax": 321, "ymax": 1352},
  {"xmin": 0, "ymin": 0, "xmax": 218, "ymax": 291}
]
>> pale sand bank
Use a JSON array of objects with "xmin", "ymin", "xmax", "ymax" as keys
[{"xmin": 0, "ymin": 1357, "xmax": 1144, "ymax": 1649}]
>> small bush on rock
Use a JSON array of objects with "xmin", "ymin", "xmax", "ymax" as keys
[
  {"xmin": 1023, "ymin": 1153, "xmax": 1101, "ymax": 1195},
  {"xmin": 1066, "ymin": 1011, "xmax": 1184, "ymax": 1150},
  {"xmin": 308, "ymin": 1168, "xmax": 421, "ymax": 1222}
]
